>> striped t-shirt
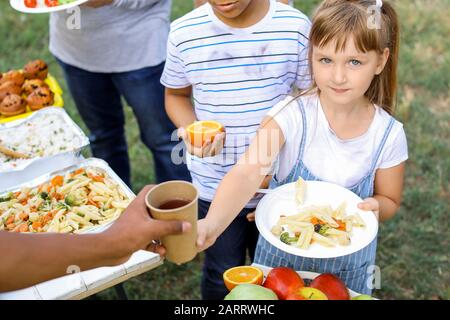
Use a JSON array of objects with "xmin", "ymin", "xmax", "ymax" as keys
[{"xmin": 161, "ymin": 0, "xmax": 311, "ymax": 207}]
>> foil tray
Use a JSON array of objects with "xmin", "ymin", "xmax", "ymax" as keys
[
  {"xmin": 0, "ymin": 157, "xmax": 136, "ymax": 234},
  {"xmin": 0, "ymin": 107, "xmax": 89, "ymax": 173}
]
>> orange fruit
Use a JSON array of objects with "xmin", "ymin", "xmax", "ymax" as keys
[
  {"xmin": 223, "ymin": 265, "xmax": 264, "ymax": 291},
  {"xmin": 186, "ymin": 120, "xmax": 225, "ymax": 147}
]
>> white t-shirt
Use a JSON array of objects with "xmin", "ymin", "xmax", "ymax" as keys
[
  {"xmin": 161, "ymin": 0, "xmax": 311, "ymax": 206},
  {"xmin": 267, "ymin": 94, "xmax": 408, "ymax": 188}
]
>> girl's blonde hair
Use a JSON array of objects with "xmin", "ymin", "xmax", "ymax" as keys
[{"xmin": 307, "ymin": 0, "xmax": 400, "ymax": 114}]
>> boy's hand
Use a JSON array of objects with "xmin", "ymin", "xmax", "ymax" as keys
[
  {"xmin": 357, "ymin": 197, "xmax": 380, "ymax": 221},
  {"xmin": 178, "ymin": 127, "xmax": 225, "ymax": 158},
  {"xmin": 196, "ymin": 218, "xmax": 219, "ymax": 252}
]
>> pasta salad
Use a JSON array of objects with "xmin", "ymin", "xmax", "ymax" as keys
[{"xmin": 0, "ymin": 166, "xmax": 133, "ymax": 233}]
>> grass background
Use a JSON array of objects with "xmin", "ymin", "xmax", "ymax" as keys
[{"xmin": 0, "ymin": 0, "xmax": 448, "ymax": 300}]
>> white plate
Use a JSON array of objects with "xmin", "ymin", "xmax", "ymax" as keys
[
  {"xmin": 255, "ymin": 181, "xmax": 378, "ymax": 259},
  {"xmin": 10, "ymin": 0, "xmax": 88, "ymax": 14}
]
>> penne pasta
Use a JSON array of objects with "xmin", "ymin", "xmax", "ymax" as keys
[
  {"xmin": 0, "ymin": 166, "xmax": 133, "ymax": 234},
  {"xmin": 271, "ymin": 184, "xmax": 366, "ymax": 250}
]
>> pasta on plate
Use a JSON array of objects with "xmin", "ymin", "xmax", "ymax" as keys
[{"xmin": 271, "ymin": 178, "xmax": 367, "ymax": 250}]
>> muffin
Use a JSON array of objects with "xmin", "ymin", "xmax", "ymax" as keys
[
  {"xmin": 22, "ymin": 79, "xmax": 49, "ymax": 96},
  {"xmin": 0, "ymin": 94, "xmax": 27, "ymax": 117},
  {"xmin": 0, "ymin": 70, "xmax": 25, "ymax": 87},
  {"xmin": 23, "ymin": 60, "xmax": 49, "ymax": 80},
  {"xmin": 27, "ymin": 86, "xmax": 54, "ymax": 111},
  {"xmin": 0, "ymin": 81, "xmax": 22, "ymax": 103}
]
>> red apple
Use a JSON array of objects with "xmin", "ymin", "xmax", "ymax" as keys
[
  {"xmin": 310, "ymin": 273, "xmax": 350, "ymax": 300},
  {"xmin": 286, "ymin": 287, "xmax": 328, "ymax": 300},
  {"xmin": 263, "ymin": 267, "xmax": 304, "ymax": 300}
]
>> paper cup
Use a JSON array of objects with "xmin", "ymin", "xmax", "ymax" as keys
[{"xmin": 145, "ymin": 180, "xmax": 198, "ymax": 265}]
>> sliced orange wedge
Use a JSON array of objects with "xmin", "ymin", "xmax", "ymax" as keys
[
  {"xmin": 186, "ymin": 120, "xmax": 225, "ymax": 147},
  {"xmin": 223, "ymin": 265, "xmax": 264, "ymax": 291}
]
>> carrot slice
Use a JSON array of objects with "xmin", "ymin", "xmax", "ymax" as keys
[
  {"xmin": 18, "ymin": 223, "xmax": 29, "ymax": 232},
  {"xmin": 51, "ymin": 175, "xmax": 64, "ymax": 187},
  {"xmin": 19, "ymin": 212, "xmax": 29, "ymax": 221},
  {"xmin": 6, "ymin": 215, "xmax": 15, "ymax": 225},
  {"xmin": 71, "ymin": 168, "xmax": 85, "ymax": 177},
  {"xmin": 92, "ymin": 175, "xmax": 104, "ymax": 183},
  {"xmin": 32, "ymin": 221, "xmax": 42, "ymax": 230}
]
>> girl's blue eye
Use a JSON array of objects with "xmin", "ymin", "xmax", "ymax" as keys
[
  {"xmin": 350, "ymin": 59, "xmax": 361, "ymax": 66},
  {"xmin": 320, "ymin": 58, "xmax": 332, "ymax": 64}
]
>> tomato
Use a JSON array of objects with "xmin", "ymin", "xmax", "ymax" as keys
[
  {"xmin": 24, "ymin": 0, "xmax": 37, "ymax": 8},
  {"xmin": 263, "ymin": 267, "xmax": 305, "ymax": 300},
  {"xmin": 45, "ymin": 0, "xmax": 60, "ymax": 7}
]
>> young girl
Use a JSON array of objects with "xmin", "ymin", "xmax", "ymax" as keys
[{"xmin": 196, "ymin": 0, "xmax": 407, "ymax": 295}]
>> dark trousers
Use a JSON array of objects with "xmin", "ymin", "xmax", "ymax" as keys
[
  {"xmin": 198, "ymin": 199, "xmax": 259, "ymax": 300},
  {"xmin": 56, "ymin": 58, "xmax": 190, "ymax": 186}
]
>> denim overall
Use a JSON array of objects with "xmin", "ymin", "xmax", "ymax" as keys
[{"xmin": 254, "ymin": 100, "xmax": 395, "ymax": 294}]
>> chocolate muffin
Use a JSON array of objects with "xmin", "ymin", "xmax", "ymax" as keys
[
  {"xmin": 27, "ymin": 86, "xmax": 54, "ymax": 111},
  {"xmin": 23, "ymin": 60, "xmax": 49, "ymax": 80},
  {"xmin": 0, "ymin": 70, "xmax": 25, "ymax": 87},
  {"xmin": 0, "ymin": 81, "xmax": 22, "ymax": 103},
  {"xmin": 22, "ymin": 79, "xmax": 49, "ymax": 96},
  {"xmin": 0, "ymin": 94, "xmax": 27, "ymax": 117}
]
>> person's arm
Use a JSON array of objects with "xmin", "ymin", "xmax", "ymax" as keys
[
  {"xmin": 165, "ymin": 86, "xmax": 196, "ymax": 129},
  {"xmin": 196, "ymin": 116, "xmax": 285, "ymax": 251},
  {"xmin": 357, "ymin": 163, "xmax": 405, "ymax": 222},
  {"xmin": 0, "ymin": 185, "xmax": 190, "ymax": 292}
]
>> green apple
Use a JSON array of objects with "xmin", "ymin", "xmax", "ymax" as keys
[
  {"xmin": 352, "ymin": 294, "xmax": 373, "ymax": 300},
  {"xmin": 224, "ymin": 284, "xmax": 278, "ymax": 300}
]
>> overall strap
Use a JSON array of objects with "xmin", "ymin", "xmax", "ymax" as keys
[
  {"xmin": 294, "ymin": 98, "xmax": 308, "ymax": 165},
  {"xmin": 369, "ymin": 117, "xmax": 396, "ymax": 172}
]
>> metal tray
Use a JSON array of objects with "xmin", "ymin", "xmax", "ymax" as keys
[
  {"xmin": 0, "ymin": 157, "xmax": 136, "ymax": 234},
  {"xmin": 0, "ymin": 107, "xmax": 89, "ymax": 173}
]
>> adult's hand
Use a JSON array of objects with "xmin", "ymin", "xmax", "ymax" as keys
[{"xmin": 102, "ymin": 185, "xmax": 192, "ymax": 262}]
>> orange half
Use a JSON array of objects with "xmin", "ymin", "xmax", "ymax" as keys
[
  {"xmin": 186, "ymin": 120, "xmax": 224, "ymax": 147},
  {"xmin": 223, "ymin": 265, "xmax": 264, "ymax": 291}
]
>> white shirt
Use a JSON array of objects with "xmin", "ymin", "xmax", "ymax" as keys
[
  {"xmin": 268, "ymin": 94, "xmax": 408, "ymax": 188},
  {"xmin": 161, "ymin": 0, "xmax": 311, "ymax": 206}
]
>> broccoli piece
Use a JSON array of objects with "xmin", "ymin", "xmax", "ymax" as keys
[
  {"xmin": 314, "ymin": 223, "xmax": 331, "ymax": 236},
  {"xmin": 64, "ymin": 194, "xmax": 78, "ymax": 206},
  {"xmin": 39, "ymin": 192, "xmax": 49, "ymax": 200},
  {"xmin": 39, "ymin": 200, "xmax": 52, "ymax": 212},
  {"xmin": 64, "ymin": 189, "xmax": 87, "ymax": 207},
  {"xmin": 0, "ymin": 192, "xmax": 13, "ymax": 203},
  {"xmin": 56, "ymin": 202, "xmax": 70, "ymax": 211},
  {"xmin": 280, "ymin": 232, "xmax": 299, "ymax": 245}
]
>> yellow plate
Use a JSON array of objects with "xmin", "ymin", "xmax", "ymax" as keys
[{"xmin": 0, "ymin": 73, "xmax": 64, "ymax": 124}]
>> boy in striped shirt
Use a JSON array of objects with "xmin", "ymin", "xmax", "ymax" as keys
[{"xmin": 161, "ymin": 0, "xmax": 311, "ymax": 300}]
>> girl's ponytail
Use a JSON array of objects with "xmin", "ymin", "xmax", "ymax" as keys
[{"xmin": 365, "ymin": 1, "xmax": 400, "ymax": 114}]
